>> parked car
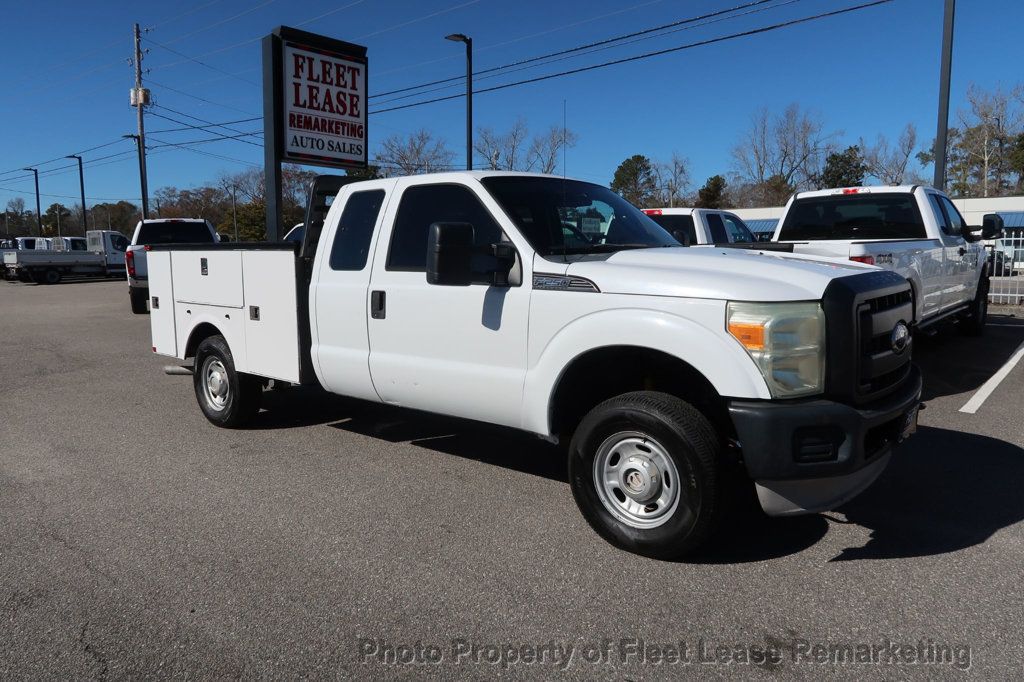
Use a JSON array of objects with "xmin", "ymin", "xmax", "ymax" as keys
[
  {"xmin": 145, "ymin": 172, "xmax": 921, "ymax": 559},
  {"xmin": 641, "ymin": 208, "xmax": 756, "ymax": 245},
  {"xmin": 773, "ymin": 186, "xmax": 1000, "ymax": 335},
  {"xmin": 126, "ymin": 218, "xmax": 218, "ymax": 314}
]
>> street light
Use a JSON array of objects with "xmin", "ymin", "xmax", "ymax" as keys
[
  {"xmin": 66, "ymin": 155, "xmax": 88, "ymax": 231},
  {"xmin": 445, "ymin": 33, "xmax": 473, "ymax": 171},
  {"xmin": 22, "ymin": 167, "xmax": 42, "ymax": 236}
]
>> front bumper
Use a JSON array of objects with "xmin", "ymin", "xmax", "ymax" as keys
[{"xmin": 728, "ymin": 365, "xmax": 922, "ymax": 515}]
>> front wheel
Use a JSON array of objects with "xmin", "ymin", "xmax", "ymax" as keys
[
  {"xmin": 43, "ymin": 268, "xmax": 62, "ymax": 285},
  {"xmin": 193, "ymin": 335, "xmax": 261, "ymax": 427},
  {"xmin": 568, "ymin": 391, "xmax": 722, "ymax": 560},
  {"xmin": 962, "ymin": 277, "xmax": 989, "ymax": 336}
]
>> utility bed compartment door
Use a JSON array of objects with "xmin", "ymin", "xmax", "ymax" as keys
[
  {"xmin": 171, "ymin": 250, "xmax": 244, "ymax": 307},
  {"xmin": 147, "ymin": 251, "xmax": 178, "ymax": 356},
  {"xmin": 241, "ymin": 251, "xmax": 300, "ymax": 383}
]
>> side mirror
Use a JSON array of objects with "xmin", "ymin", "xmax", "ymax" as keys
[
  {"xmin": 426, "ymin": 222, "xmax": 474, "ymax": 286},
  {"xmin": 982, "ymin": 213, "xmax": 1004, "ymax": 240}
]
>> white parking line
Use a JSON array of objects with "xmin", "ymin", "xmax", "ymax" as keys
[{"xmin": 959, "ymin": 340, "xmax": 1024, "ymax": 414}]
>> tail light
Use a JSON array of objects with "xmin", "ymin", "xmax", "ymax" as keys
[
  {"xmin": 850, "ymin": 255, "xmax": 875, "ymax": 265},
  {"xmin": 126, "ymin": 249, "xmax": 135, "ymax": 276},
  {"xmin": 643, "ymin": 209, "xmax": 663, "ymax": 215}
]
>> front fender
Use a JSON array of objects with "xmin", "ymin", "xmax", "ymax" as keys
[{"xmin": 521, "ymin": 300, "xmax": 770, "ymax": 435}]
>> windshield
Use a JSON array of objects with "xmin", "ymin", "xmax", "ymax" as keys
[
  {"xmin": 481, "ymin": 177, "xmax": 679, "ymax": 256},
  {"xmin": 137, "ymin": 221, "xmax": 214, "ymax": 245},
  {"xmin": 778, "ymin": 194, "xmax": 926, "ymax": 241}
]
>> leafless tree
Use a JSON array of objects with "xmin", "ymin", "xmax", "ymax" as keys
[
  {"xmin": 957, "ymin": 84, "xmax": 1019, "ymax": 196},
  {"xmin": 731, "ymin": 103, "xmax": 837, "ymax": 205},
  {"xmin": 653, "ymin": 153, "xmax": 691, "ymax": 207},
  {"xmin": 376, "ymin": 129, "xmax": 456, "ymax": 176},
  {"xmin": 475, "ymin": 119, "xmax": 578, "ymax": 174},
  {"xmin": 861, "ymin": 123, "xmax": 918, "ymax": 185}
]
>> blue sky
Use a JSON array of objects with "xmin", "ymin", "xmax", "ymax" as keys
[{"xmin": 1, "ymin": 0, "xmax": 1022, "ymax": 212}]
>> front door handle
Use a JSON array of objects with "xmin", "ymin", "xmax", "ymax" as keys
[
  {"xmin": 370, "ymin": 290, "xmax": 386, "ymax": 319},
  {"xmin": 958, "ymin": 247, "xmax": 966, "ymax": 256}
]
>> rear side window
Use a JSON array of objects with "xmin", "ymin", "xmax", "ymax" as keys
[
  {"xmin": 778, "ymin": 194, "xmax": 925, "ymax": 241},
  {"xmin": 721, "ymin": 214, "xmax": 754, "ymax": 243},
  {"xmin": 387, "ymin": 184, "xmax": 504, "ymax": 275},
  {"xmin": 136, "ymin": 221, "xmax": 214, "ymax": 244},
  {"xmin": 329, "ymin": 190, "xmax": 385, "ymax": 271},
  {"xmin": 647, "ymin": 214, "xmax": 696, "ymax": 245},
  {"xmin": 705, "ymin": 213, "xmax": 728, "ymax": 243}
]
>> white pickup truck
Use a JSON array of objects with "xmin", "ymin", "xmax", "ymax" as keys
[
  {"xmin": 127, "ymin": 218, "xmax": 218, "ymax": 313},
  {"xmin": 772, "ymin": 186, "xmax": 1002, "ymax": 334},
  {"xmin": 3, "ymin": 230, "xmax": 128, "ymax": 284},
  {"xmin": 146, "ymin": 172, "xmax": 922, "ymax": 558},
  {"xmin": 642, "ymin": 208, "xmax": 758, "ymax": 246}
]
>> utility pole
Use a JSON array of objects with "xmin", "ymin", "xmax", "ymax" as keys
[
  {"xmin": 22, "ymin": 167, "xmax": 42, "ymax": 235},
  {"xmin": 132, "ymin": 23, "xmax": 151, "ymax": 218},
  {"xmin": 932, "ymin": 0, "xmax": 955, "ymax": 191},
  {"xmin": 66, "ymin": 154, "xmax": 88, "ymax": 231}
]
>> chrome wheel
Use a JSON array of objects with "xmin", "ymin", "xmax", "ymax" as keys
[
  {"xmin": 202, "ymin": 357, "xmax": 230, "ymax": 411},
  {"xmin": 593, "ymin": 431, "xmax": 681, "ymax": 529}
]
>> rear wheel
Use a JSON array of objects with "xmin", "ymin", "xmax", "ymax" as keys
[
  {"xmin": 43, "ymin": 268, "xmax": 62, "ymax": 285},
  {"xmin": 962, "ymin": 277, "xmax": 989, "ymax": 336},
  {"xmin": 193, "ymin": 335, "xmax": 261, "ymax": 428},
  {"xmin": 568, "ymin": 391, "xmax": 722, "ymax": 559},
  {"xmin": 129, "ymin": 286, "xmax": 148, "ymax": 314}
]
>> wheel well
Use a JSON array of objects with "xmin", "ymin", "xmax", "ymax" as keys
[
  {"xmin": 184, "ymin": 323, "xmax": 222, "ymax": 359},
  {"xmin": 549, "ymin": 346, "xmax": 730, "ymax": 443}
]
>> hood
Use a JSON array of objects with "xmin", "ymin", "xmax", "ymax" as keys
[{"xmin": 564, "ymin": 247, "xmax": 874, "ymax": 301}]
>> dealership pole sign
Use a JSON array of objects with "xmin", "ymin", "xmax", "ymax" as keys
[{"xmin": 262, "ymin": 26, "xmax": 367, "ymax": 240}]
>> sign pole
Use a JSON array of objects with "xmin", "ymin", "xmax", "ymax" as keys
[{"xmin": 262, "ymin": 32, "xmax": 285, "ymax": 242}]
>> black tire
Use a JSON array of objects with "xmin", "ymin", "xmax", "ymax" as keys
[
  {"xmin": 193, "ymin": 335, "xmax": 261, "ymax": 428},
  {"xmin": 43, "ymin": 269, "xmax": 62, "ymax": 285},
  {"xmin": 129, "ymin": 286, "xmax": 148, "ymax": 314},
  {"xmin": 568, "ymin": 391, "xmax": 722, "ymax": 560},
  {"xmin": 962, "ymin": 277, "xmax": 989, "ymax": 336}
]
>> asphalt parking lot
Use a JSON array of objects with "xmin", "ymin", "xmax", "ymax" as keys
[{"xmin": 2, "ymin": 279, "xmax": 1023, "ymax": 679}]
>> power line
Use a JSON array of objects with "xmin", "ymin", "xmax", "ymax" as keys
[
  {"xmin": 372, "ymin": 0, "xmax": 802, "ymax": 108},
  {"xmin": 145, "ymin": 36, "xmax": 260, "ymax": 86},
  {"xmin": 162, "ymin": 0, "xmax": 277, "ymax": 45},
  {"xmin": 145, "ymin": 135, "xmax": 261, "ymax": 167},
  {"xmin": 148, "ymin": 130, "xmax": 262, "ymax": 148},
  {"xmin": 372, "ymin": 0, "xmax": 894, "ymax": 115},
  {"xmin": 147, "ymin": 79, "xmax": 260, "ymax": 115},
  {"xmin": 148, "ymin": 116, "xmax": 261, "ymax": 134},
  {"xmin": 148, "ymin": 107, "xmax": 263, "ymax": 147},
  {"xmin": 370, "ymin": 0, "xmax": 780, "ymax": 100},
  {"xmin": 0, "ymin": 138, "xmax": 132, "ymax": 180}
]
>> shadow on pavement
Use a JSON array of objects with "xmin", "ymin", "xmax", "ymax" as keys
[
  {"xmin": 832, "ymin": 425, "xmax": 1024, "ymax": 560},
  {"xmin": 255, "ymin": 385, "xmax": 567, "ymax": 482},
  {"xmin": 252, "ymin": 385, "xmax": 1024, "ymax": 563},
  {"xmin": 914, "ymin": 312, "xmax": 1024, "ymax": 401}
]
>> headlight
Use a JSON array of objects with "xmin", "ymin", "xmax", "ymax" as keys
[{"xmin": 726, "ymin": 301, "xmax": 825, "ymax": 398}]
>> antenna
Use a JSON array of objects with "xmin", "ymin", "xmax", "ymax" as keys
[{"xmin": 562, "ymin": 99, "xmax": 567, "ymax": 179}]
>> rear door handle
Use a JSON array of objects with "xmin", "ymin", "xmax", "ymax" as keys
[{"xmin": 370, "ymin": 290, "xmax": 386, "ymax": 319}]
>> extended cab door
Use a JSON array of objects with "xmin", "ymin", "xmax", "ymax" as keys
[
  {"xmin": 311, "ymin": 181, "xmax": 392, "ymax": 402},
  {"xmin": 365, "ymin": 179, "xmax": 531, "ymax": 429}
]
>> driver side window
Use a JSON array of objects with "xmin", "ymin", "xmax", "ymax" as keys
[
  {"xmin": 387, "ymin": 184, "xmax": 507, "ymax": 284},
  {"xmin": 938, "ymin": 196, "xmax": 965, "ymax": 237}
]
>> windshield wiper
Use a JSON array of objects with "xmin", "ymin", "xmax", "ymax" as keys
[{"xmin": 548, "ymin": 243, "xmax": 656, "ymax": 255}]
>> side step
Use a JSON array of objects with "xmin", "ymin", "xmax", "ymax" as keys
[{"xmin": 163, "ymin": 365, "xmax": 194, "ymax": 376}]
